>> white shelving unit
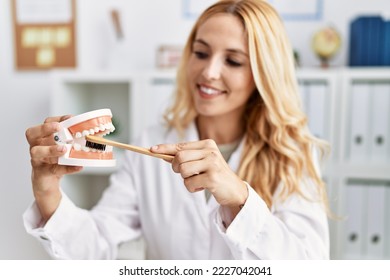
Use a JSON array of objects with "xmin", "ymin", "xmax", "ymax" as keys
[
  {"xmin": 50, "ymin": 67, "xmax": 390, "ymax": 260},
  {"xmin": 335, "ymin": 68, "xmax": 390, "ymax": 260}
]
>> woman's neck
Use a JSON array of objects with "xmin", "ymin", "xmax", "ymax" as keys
[{"xmin": 196, "ymin": 114, "xmax": 244, "ymax": 145}]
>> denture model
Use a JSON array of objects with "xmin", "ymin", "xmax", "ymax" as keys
[{"xmin": 54, "ymin": 108, "xmax": 116, "ymax": 167}]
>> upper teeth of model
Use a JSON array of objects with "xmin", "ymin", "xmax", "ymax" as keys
[
  {"xmin": 200, "ymin": 86, "xmax": 220, "ymax": 95},
  {"xmin": 74, "ymin": 122, "xmax": 115, "ymax": 139},
  {"xmin": 69, "ymin": 122, "xmax": 115, "ymax": 152}
]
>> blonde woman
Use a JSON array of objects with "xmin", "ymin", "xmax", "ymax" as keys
[{"xmin": 24, "ymin": 0, "xmax": 329, "ymax": 259}]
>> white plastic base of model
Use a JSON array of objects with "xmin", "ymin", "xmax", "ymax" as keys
[{"xmin": 58, "ymin": 156, "xmax": 116, "ymax": 167}]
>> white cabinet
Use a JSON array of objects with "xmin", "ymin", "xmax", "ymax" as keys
[
  {"xmin": 335, "ymin": 68, "xmax": 390, "ymax": 260},
  {"xmin": 50, "ymin": 67, "xmax": 390, "ymax": 259}
]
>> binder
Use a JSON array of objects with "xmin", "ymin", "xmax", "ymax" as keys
[
  {"xmin": 383, "ymin": 21, "xmax": 390, "ymax": 66},
  {"xmin": 298, "ymin": 81, "xmax": 308, "ymax": 114},
  {"xmin": 369, "ymin": 83, "xmax": 390, "ymax": 163},
  {"xmin": 349, "ymin": 83, "xmax": 370, "ymax": 162},
  {"xmin": 365, "ymin": 185, "xmax": 386, "ymax": 259},
  {"xmin": 307, "ymin": 83, "xmax": 327, "ymax": 140},
  {"xmin": 349, "ymin": 16, "xmax": 384, "ymax": 66},
  {"xmin": 344, "ymin": 184, "xmax": 367, "ymax": 259},
  {"xmin": 349, "ymin": 17, "xmax": 364, "ymax": 66},
  {"xmin": 366, "ymin": 16, "xmax": 384, "ymax": 66},
  {"xmin": 386, "ymin": 186, "xmax": 390, "ymax": 259}
]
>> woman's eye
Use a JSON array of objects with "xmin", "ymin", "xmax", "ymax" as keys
[
  {"xmin": 194, "ymin": 51, "xmax": 208, "ymax": 59},
  {"xmin": 226, "ymin": 59, "xmax": 242, "ymax": 67}
]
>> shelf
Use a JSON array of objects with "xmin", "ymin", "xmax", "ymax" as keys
[{"xmin": 335, "ymin": 164, "xmax": 390, "ymax": 181}]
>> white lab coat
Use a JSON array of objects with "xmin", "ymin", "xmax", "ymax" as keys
[{"xmin": 23, "ymin": 122, "xmax": 329, "ymax": 259}]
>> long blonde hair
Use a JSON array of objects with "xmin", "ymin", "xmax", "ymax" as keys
[{"xmin": 164, "ymin": 0, "xmax": 329, "ymax": 209}]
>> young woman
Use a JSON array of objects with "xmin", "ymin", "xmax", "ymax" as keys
[{"xmin": 24, "ymin": 0, "xmax": 329, "ymax": 259}]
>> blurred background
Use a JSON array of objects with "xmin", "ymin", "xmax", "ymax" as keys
[{"xmin": 1, "ymin": 0, "xmax": 389, "ymax": 259}]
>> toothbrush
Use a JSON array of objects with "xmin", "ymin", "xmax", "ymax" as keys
[{"xmin": 85, "ymin": 135, "xmax": 174, "ymax": 161}]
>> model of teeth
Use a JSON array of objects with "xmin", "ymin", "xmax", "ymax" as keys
[{"xmin": 55, "ymin": 108, "xmax": 116, "ymax": 167}]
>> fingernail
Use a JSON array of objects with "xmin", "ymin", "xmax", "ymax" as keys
[
  {"xmin": 151, "ymin": 145, "xmax": 159, "ymax": 151},
  {"xmin": 53, "ymin": 122, "xmax": 60, "ymax": 131},
  {"xmin": 57, "ymin": 145, "xmax": 66, "ymax": 152}
]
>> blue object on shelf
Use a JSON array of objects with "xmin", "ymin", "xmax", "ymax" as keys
[
  {"xmin": 348, "ymin": 16, "xmax": 386, "ymax": 67},
  {"xmin": 383, "ymin": 21, "xmax": 390, "ymax": 66}
]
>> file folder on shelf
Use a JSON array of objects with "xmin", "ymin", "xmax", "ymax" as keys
[
  {"xmin": 348, "ymin": 83, "xmax": 370, "ymax": 162},
  {"xmin": 307, "ymin": 82, "xmax": 327, "ymax": 140},
  {"xmin": 344, "ymin": 184, "xmax": 367, "ymax": 259},
  {"xmin": 386, "ymin": 186, "xmax": 390, "ymax": 259},
  {"xmin": 383, "ymin": 21, "xmax": 390, "ymax": 66},
  {"xmin": 369, "ymin": 83, "xmax": 390, "ymax": 163},
  {"xmin": 349, "ymin": 16, "xmax": 385, "ymax": 66},
  {"xmin": 298, "ymin": 81, "xmax": 309, "ymax": 114},
  {"xmin": 365, "ymin": 185, "xmax": 386, "ymax": 259}
]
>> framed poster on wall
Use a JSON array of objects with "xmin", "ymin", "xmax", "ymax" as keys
[
  {"xmin": 11, "ymin": 0, "xmax": 77, "ymax": 70},
  {"xmin": 182, "ymin": 0, "xmax": 216, "ymax": 19},
  {"xmin": 269, "ymin": 0, "xmax": 323, "ymax": 21}
]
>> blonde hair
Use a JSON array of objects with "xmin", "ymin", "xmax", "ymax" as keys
[{"xmin": 164, "ymin": 0, "xmax": 329, "ymax": 209}]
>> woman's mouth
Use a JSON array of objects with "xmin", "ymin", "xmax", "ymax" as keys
[{"xmin": 198, "ymin": 84, "xmax": 226, "ymax": 98}]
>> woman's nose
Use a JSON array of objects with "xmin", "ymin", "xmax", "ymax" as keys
[{"xmin": 202, "ymin": 58, "xmax": 222, "ymax": 80}]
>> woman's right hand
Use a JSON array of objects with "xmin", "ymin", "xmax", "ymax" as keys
[{"xmin": 25, "ymin": 115, "xmax": 83, "ymax": 222}]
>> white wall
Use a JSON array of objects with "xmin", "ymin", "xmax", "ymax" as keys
[{"xmin": 0, "ymin": 0, "xmax": 389, "ymax": 259}]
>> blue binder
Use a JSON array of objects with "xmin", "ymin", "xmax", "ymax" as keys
[
  {"xmin": 349, "ymin": 16, "xmax": 384, "ymax": 66},
  {"xmin": 349, "ymin": 17, "xmax": 364, "ymax": 66},
  {"xmin": 383, "ymin": 21, "xmax": 390, "ymax": 66},
  {"xmin": 367, "ymin": 16, "xmax": 384, "ymax": 66}
]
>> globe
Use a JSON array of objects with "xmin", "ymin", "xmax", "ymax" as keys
[{"xmin": 312, "ymin": 26, "xmax": 341, "ymax": 67}]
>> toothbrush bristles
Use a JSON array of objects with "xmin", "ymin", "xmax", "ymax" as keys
[{"xmin": 85, "ymin": 140, "xmax": 106, "ymax": 151}]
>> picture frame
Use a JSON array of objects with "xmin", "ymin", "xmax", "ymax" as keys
[{"xmin": 269, "ymin": 0, "xmax": 323, "ymax": 21}]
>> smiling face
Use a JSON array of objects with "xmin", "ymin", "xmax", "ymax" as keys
[{"xmin": 187, "ymin": 13, "xmax": 256, "ymax": 121}]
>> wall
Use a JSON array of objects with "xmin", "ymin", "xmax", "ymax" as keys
[{"xmin": 0, "ymin": 0, "xmax": 389, "ymax": 259}]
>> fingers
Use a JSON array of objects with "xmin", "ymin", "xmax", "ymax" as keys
[
  {"xmin": 151, "ymin": 139, "xmax": 217, "ymax": 155},
  {"xmin": 171, "ymin": 149, "xmax": 205, "ymax": 173},
  {"xmin": 30, "ymin": 145, "xmax": 67, "ymax": 166},
  {"xmin": 25, "ymin": 115, "xmax": 72, "ymax": 147},
  {"xmin": 51, "ymin": 165, "xmax": 83, "ymax": 176},
  {"xmin": 183, "ymin": 173, "xmax": 208, "ymax": 193},
  {"xmin": 176, "ymin": 159, "xmax": 204, "ymax": 179},
  {"xmin": 26, "ymin": 122, "xmax": 60, "ymax": 147},
  {"xmin": 44, "ymin": 115, "xmax": 72, "ymax": 123}
]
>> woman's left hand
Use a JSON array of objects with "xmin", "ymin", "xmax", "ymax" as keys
[{"xmin": 151, "ymin": 139, "xmax": 248, "ymax": 212}]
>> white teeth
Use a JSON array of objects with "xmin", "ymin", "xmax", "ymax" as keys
[
  {"xmin": 71, "ymin": 122, "xmax": 116, "ymax": 154},
  {"xmin": 200, "ymin": 86, "xmax": 220, "ymax": 95}
]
